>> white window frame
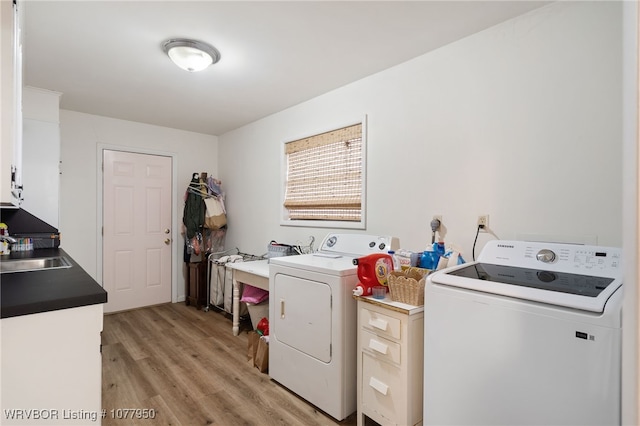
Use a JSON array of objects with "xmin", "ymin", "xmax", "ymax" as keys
[{"xmin": 280, "ymin": 115, "xmax": 367, "ymax": 230}]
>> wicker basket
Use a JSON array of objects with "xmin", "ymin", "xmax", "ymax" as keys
[
  {"xmin": 388, "ymin": 267, "xmax": 430, "ymax": 306},
  {"xmin": 267, "ymin": 241, "xmax": 298, "ymax": 258}
]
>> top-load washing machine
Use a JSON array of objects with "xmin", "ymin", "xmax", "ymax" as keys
[
  {"xmin": 424, "ymin": 240, "xmax": 623, "ymax": 426},
  {"xmin": 269, "ymin": 233, "xmax": 398, "ymax": 421}
]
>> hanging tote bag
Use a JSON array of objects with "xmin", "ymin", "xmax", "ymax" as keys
[{"xmin": 204, "ymin": 197, "xmax": 227, "ymax": 230}]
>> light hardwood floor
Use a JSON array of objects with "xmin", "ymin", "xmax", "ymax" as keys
[{"xmin": 101, "ymin": 302, "xmax": 358, "ymax": 426}]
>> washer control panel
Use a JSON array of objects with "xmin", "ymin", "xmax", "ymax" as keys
[{"xmin": 477, "ymin": 240, "xmax": 621, "ymax": 277}]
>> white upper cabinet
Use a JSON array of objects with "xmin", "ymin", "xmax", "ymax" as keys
[
  {"xmin": 22, "ymin": 87, "xmax": 61, "ymax": 228},
  {"xmin": 1, "ymin": 0, "xmax": 23, "ymax": 207}
]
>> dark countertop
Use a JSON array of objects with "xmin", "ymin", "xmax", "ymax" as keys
[{"xmin": 0, "ymin": 248, "xmax": 108, "ymax": 319}]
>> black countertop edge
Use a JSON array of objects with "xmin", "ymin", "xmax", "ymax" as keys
[
  {"xmin": 1, "ymin": 248, "xmax": 108, "ymax": 319},
  {"xmin": 1, "ymin": 293, "xmax": 107, "ymax": 319}
]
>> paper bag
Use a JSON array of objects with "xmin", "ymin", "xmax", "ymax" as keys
[
  {"xmin": 254, "ymin": 336, "xmax": 269, "ymax": 373},
  {"xmin": 247, "ymin": 331, "xmax": 260, "ymax": 363},
  {"xmin": 204, "ymin": 197, "xmax": 227, "ymax": 230}
]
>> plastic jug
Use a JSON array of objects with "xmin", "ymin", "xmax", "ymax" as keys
[{"xmin": 352, "ymin": 253, "xmax": 393, "ymax": 296}]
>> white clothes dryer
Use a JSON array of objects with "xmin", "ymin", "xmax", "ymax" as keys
[{"xmin": 269, "ymin": 233, "xmax": 398, "ymax": 421}]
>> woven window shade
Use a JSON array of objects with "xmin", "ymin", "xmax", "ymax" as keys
[{"xmin": 284, "ymin": 123, "xmax": 362, "ymax": 221}]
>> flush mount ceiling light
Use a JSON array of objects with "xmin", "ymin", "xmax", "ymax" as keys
[{"xmin": 162, "ymin": 38, "xmax": 221, "ymax": 72}]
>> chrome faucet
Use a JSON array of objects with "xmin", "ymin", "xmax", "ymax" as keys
[{"xmin": 0, "ymin": 235, "xmax": 17, "ymax": 244}]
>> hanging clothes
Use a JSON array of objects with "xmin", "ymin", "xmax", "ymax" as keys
[
  {"xmin": 183, "ymin": 175, "xmax": 205, "ymax": 239},
  {"xmin": 207, "ymin": 176, "xmax": 223, "ymax": 198}
]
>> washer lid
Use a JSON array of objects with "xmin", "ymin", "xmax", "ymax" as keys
[{"xmin": 434, "ymin": 262, "xmax": 621, "ymax": 312}]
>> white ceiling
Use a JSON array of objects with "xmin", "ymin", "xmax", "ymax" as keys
[{"xmin": 22, "ymin": 1, "xmax": 549, "ymax": 136}]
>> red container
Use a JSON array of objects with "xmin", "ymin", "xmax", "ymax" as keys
[{"xmin": 352, "ymin": 253, "xmax": 393, "ymax": 296}]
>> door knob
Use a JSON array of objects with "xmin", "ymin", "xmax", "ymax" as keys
[
  {"xmin": 164, "ymin": 228, "xmax": 170, "ymax": 234},
  {"xmin": 164, "ymin": 238, "xmax": 171, "ymax": 245}
]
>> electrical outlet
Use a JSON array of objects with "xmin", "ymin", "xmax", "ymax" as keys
[{"xmin": 477, "ymin": 214, "xmax": 489, "ymax": 230}]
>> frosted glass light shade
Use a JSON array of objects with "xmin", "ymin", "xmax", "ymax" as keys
[{"xmin": 162, "ymin": 39, "xmax": 220, "ymax": 72}]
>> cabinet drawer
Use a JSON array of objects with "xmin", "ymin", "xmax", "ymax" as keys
[
  {"xmin": 361, "ymin": 306, "xmax": 401, "ymax": 340},
  {"xmin": 361, "ymin": 328, "xmax": 401, "ymax": 366},
  {"xmin": 362, "ymin": 353, "xmax": 406, "ymax": 425}
]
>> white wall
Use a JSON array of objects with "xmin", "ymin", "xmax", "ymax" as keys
[
  {"xmin": 219, "ymin": 1, "xmax": 622, "ymax": 259},
  {"xmin": 59, "ymin": 110, "xmax": 218, "ymax": 301},
  {"xmin": 621, "ymin": 0, "xmax": 639, "ymax": 423}
]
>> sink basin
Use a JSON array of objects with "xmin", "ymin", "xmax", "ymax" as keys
[{"xmin": 0, "ymin": 256, "xmax": 72, "ymax": 274}]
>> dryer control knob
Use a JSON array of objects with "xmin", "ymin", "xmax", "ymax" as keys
[{"xmin": 536, "ymin": 249, "xmax": 556, "ymax": 263}]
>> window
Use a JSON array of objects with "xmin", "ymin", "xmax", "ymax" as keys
[{"xmin": 282, "ymin": 119, "xmax": 366, "ymax": 228}]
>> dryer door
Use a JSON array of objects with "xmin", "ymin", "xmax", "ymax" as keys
[{"xmin": 273, "ymin": 273, "xmax": 332, "ymax": 362}]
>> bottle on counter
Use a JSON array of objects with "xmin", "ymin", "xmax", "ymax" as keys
[
  {"xmin": 388, "ymin": 250, "xmax": 401, "ymax": 271},
  {"xmin": 420, "ymin": 247, "xmax": 437, "ymax": 270},
  {"xmin": 352, "ymin": 253, "xmax": 393, "ymax": 296}
]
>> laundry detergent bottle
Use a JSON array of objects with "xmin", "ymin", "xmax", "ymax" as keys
[{"xmin": 352, "ymin": 253, "xmax": 393, "ymax": 296}]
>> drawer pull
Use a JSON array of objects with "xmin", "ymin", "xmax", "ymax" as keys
[
  {"xmin": 368, "ymin": 338, "xmax": 388, "ymax": 354},
  {"xmin": 368, "ymin": 317, "xmax": 388, "ymax": 331},
  {"xmin": 280, "ymin": 299, "xmax": 285, "ymax": 319},
  {"xmin": 369, "ymin": 377, "xmax": 389, "ymax": 395}
]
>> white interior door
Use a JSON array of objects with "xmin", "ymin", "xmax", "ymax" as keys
[{"xmin": 103, "ymin": 150, "xmax": 172, "ymax": 313}]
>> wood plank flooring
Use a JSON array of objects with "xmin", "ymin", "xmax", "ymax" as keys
[{"xmin": 101, "ymin": 302, "xmax": 358, "ymax": 426}]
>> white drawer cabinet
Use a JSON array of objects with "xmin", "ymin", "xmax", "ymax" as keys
[{"xmin": 357, "ymin": 297, "xmax": 424, "ymax": 426}]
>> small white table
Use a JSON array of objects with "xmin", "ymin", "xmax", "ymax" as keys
[{"xmin": 226, "ymin": 259, "xmax": 269, "ymax": 336}]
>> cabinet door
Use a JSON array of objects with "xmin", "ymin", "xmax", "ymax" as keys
[
  {"xmin": 1, "ymin": 304, "xmax": 104, "ymax": 425},
  {"xmin": 21, "ymin": 119, "xmax": 60, "ymax": 227},
  {"xmin": 273, "ymin": 273, "xmax": 332, "ymax": 362},
  {"xmin": 0, "ymin": 0, "xmax": 22, "ymax": 206}
]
